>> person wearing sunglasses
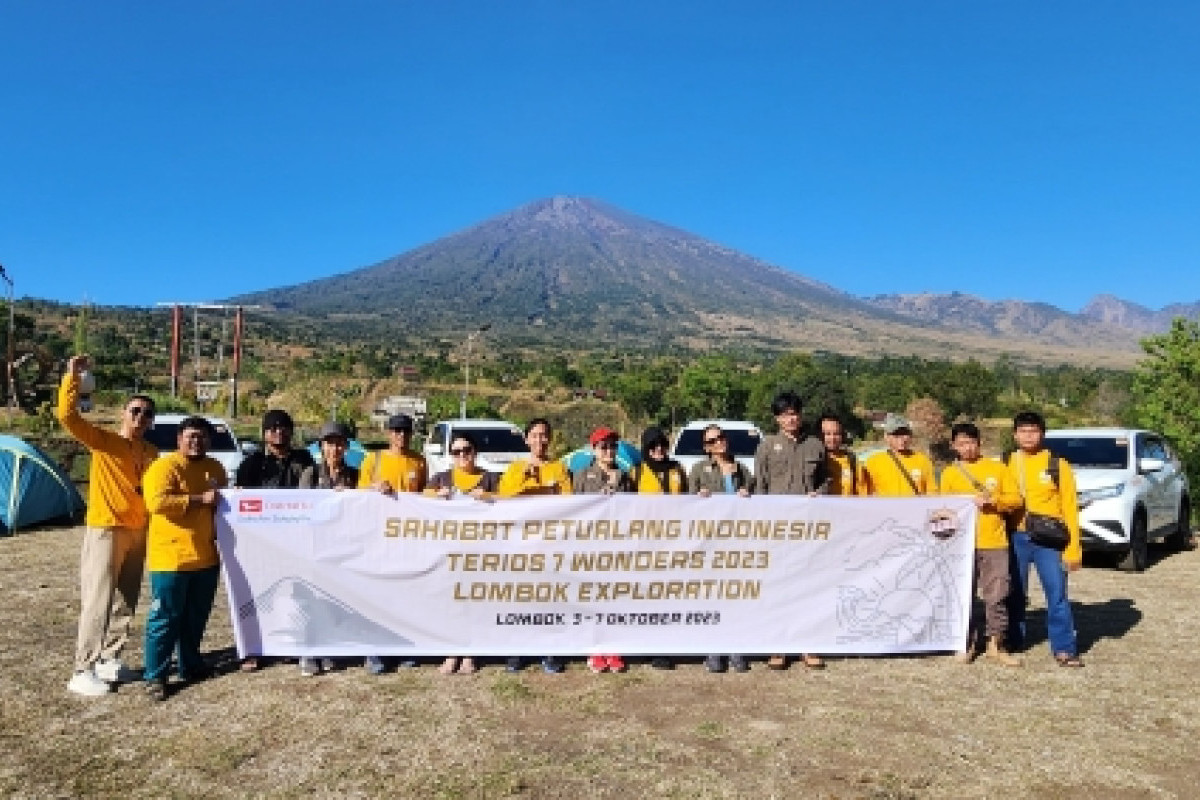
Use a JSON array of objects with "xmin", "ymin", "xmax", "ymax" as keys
[
  {"xmin": 573, "ymin": 428, "xmax": 635, "ymax": 673},
  {"xmin": 690, "ymin": 424, "xmax": 753, "ymax": 673},
  {"xmin": 426, "ymin": 433, "xmax": 500, "ymax": 502},
  {"xmin": 56, "ymin": 354, "xmax": 159, "ymax": 697},
  {"xmin": 497, "ymin": 418, "xmax": 572, "ymax": 675},
  {"xmin": 425, "ymin": 433, "xmax": 499, "ymax": 676}
]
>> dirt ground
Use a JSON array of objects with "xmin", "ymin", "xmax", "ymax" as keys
[{"xmin": 2, "ymin": 524, "xmax": 1197, "ymax": 799}]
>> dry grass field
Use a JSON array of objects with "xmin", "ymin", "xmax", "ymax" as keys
[{"xmin": 2, "ymin": 523, "xmax": 1198, "ymax": 799}]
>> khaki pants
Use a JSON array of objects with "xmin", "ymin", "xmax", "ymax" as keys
[
  {"xmin": 974, "ymin": 548, "xmax": 1011, "ymax": 638},
  {"xmin": 74, "ymin": 526, "xmax": 147, "ymax": 671}
]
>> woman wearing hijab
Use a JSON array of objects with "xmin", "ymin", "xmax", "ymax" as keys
[{"xmin": 636, "ymin": 427, "xmax": 688, "ymax": 670}]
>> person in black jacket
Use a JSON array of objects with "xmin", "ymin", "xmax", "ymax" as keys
[{"xmin": 233, "ymin": 409, "xmax": 314, "ymax": 672}]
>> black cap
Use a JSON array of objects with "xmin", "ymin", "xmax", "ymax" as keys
[
  {"xmin": 318, "ymin": 422, "xmax": 351, "ymax": 441},
  {"xmin": 386, "ymin": 413, "xmax": 414, "ymax": 432},
  {"xmin": 262, "ymin": 409, "xmax": 294, "ymax": 431}
]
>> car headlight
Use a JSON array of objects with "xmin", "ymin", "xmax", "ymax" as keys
[{"xmin": 1078, "ymin": 483, "xmax": 1125, "ymax": 506}]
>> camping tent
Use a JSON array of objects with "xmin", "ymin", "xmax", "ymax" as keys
[
  {"xmin": 562, "ymin": 440, "xmax": 642, "ymax": 475},
  {"xmin": 306, "ymin": 439, "xmax": 367, "ymax": 470},
  {"xmin": 0, "ymin": 435, "xmax": 85, "ymax": 534}
]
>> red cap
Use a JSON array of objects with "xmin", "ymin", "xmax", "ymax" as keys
[{"xmin": 589, "ymin": 427, "xmax": 619, "ymax": 447}]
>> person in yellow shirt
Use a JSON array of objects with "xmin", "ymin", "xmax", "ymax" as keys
[
  {"xmin": 496, "ymin": 418, "xmax": 571, "ymax": 674},
  {"xmin": 56, "ymin": 354, "xmax": 159, "ymax": 697},
  {"xmin": 357, "ymin": 413, "xmax": 426, "ymax": 674},
  {"xmin": 861, "ymin": 414, "xmax": 937, "ymax": 497},
  {"xmin": 634, "ymin": 427, "xmax": 686, "ymax": 495},
  {"xmin": 496, "ymin": 418, "xmax": 573, "ymax": 499},
  {"xmin": 939, "ymin": 422, "xmax": 1023, "ymax": 666},
  {"xmin": 141, "ymin": 417, "xmax": 228, "ymax": 701},
  {"xmin": 357, "ymin": 414, "xmax": 427, "ymax": 495},
  {"xmin": 819, "ymin": 414, "xmax": 864, "ymax": 496},
  {"xmin": 1005, "ymin": 411, "xmax": 1084, "ymax": 668}
]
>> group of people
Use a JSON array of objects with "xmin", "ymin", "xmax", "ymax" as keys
[{"xmin": 58, "ymin": 357, "xmax": 1084, "ymax": 702}]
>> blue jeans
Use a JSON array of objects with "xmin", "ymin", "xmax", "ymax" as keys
[
  {"xmin": 143, "ymin": 567, "xmax": 220, "ymax": 681},
  {"xmin": 1007, "ymin": 533, "xmax": 1077, "ymax": 657}
]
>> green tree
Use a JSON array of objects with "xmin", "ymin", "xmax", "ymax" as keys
[{"xmin": 1130, "ymin": 318, "xmax": 1200, "ymax": 490}]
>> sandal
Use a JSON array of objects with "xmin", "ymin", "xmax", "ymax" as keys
[
  {"xmin": 1054, "ymin": 654, "xmax": 1085, "ymax": 668},
  {"xmin": 801, "ymin": 654, "xmax": 826, "ymax": 670},
  {"xmin": 438, "ymin": 658, "xmax": 459, "ymax": 675},
  {"xmin": 456, "ymin": 658, "xmax": 477, "ymax": 675}
]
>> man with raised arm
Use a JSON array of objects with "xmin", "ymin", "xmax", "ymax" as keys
[{"xmin": 56, "ymin": 355, "xmax": 159, "ymax": 697}]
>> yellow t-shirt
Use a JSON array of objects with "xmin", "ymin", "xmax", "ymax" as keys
[
  {"xmin": 55, "ymin": 373, "xmax": 157, "ymax": 530},
  {"xmin": 357, "ymin": 450, "xmax": 427, "ymax": 493},
  {"xmin": 826, "ymin": 451, "xmax": 864, "ymax": 496},
  {"xmin": 497, "ymin": 460, "xmax": 573, "ymax": 497},
  {"xmin": 938, "ymin": 458, "xmax": 1022, "ymax": 549},
  {"xmin": 143, "ymin": 452, "xmax": 228, "ymax": 572},
  {"xmin": 862, "ymin": 449, "xmax": 937, "ymax": 497},
  {"xmin": 1006, "ymin": 449, "xmax": 1082, "ymax": 564}
]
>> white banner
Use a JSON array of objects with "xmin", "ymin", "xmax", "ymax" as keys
[{"xmin": 216, "ymin": 490, "xmax": 978, "ymax": 657}]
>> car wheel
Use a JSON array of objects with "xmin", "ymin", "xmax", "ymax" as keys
[
  {"xmin": 1165, "ymin": 495, "xmax": 1192, "ymax": 550},
  {"xmin": 1117, "ymin": 510, "xmax": 1149, "ymax": 572}
]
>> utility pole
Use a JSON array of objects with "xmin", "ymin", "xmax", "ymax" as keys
[
  {"xmin": 1, "ymin": 264, "xmax": 14, "ymax": 420},
  {"xmin": 157, "ymin": 302, "xmax": 259, "ymax": 416},
  {"xmin": 459, "ymin": 323, "xmax": 491, "ymax": 419}
]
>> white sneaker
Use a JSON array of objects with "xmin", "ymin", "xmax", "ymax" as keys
[
  {"xmin": 95, "ymin": 659, "xmax": 140, "ymax": 683},
  {"xmin": 299, "ymin": 657, "xmax": 319, "ymax": 677},
  {"xmin": 67, "ymin": 669, "xmax": 112, "ymax": 697}
]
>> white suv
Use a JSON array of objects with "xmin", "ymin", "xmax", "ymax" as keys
[
  {"xmin": 1044, "ymin": 428, "xmax": 1191, "ymax": 571},
  {"xmin": 670, "ymin": 420, "xmax": 763, "ymax": 479},
  {"xmin": 144, "ymin": 413, "xmax": 249, "ymax": 477},
  {"xmin": 423, "ymin": 419, "xmax": 529, "ymax": 476}
]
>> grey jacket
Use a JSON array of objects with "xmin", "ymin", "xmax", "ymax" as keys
[
  {"xmin": 688, "ymin": 458, "xmax": 753, "ymax": 495},
  {"xmin": 572, "ymin": 464, "xmax": 636, "ymax": 494},
  {"xmin": 752, "ymin": 433, "xmax": 829, "ymax": 495}
]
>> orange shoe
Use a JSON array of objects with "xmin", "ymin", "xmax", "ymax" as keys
[
  {"xmin": 605, "ymin": 655, "xmax": 626, "ymax": 673},
  {"xmin": 588, "ymin": 655, "xmax": 608, "ymax": 673}
]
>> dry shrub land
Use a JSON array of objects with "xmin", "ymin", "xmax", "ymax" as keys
[{"xmin": 3, "ymin": 524, "xmax": 1198, "ymax": 799}]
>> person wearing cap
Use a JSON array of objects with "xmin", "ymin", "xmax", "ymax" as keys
[
  {"xmin": 497, "ymin": 418, "xmax": 572, "ymax": 675},
  {"xmin": 357, "ymin": 413, "xmax": 427, "ymax": 674},
  {"xmin": 572, "ymin": 428, "xmax": 636, "ymax": 495},
  {"xmin": 294, "ymin": 422, "xmax": 358, "ymax": 677},
  {"xmin": 752, "ymin": 391, "xmax": 829, "ymax": 670},
  {"xmin": 234, "ymin": 409, "xmax": 314, "ymax": 490},
  {"xmin": 358, "ymin": 413, "xmax": 427, "ymax": 495},
  {"xmin": 233, "ymin": 409, "xmax": 314, "ymax": 672},
  {"xmin": 56, "ymin": 354, "xmax": 159, "ymax": 697},
  {"xmin": 300, "ymin": 422, "xmax": 360, "ymax": 489},
  {"xmin": 819, "ymin": 414, "xmax": 865, "ymax": 497},
  {"xmin": 141, "ymin": 416, "xmax": 228, "ymax": 701},
  {"xmin": 861, "ymin": 413, "xmax": 937, "ymax": 497},
  {"xmin": 573, "ymin": 428, "xmax": 634, "ymax": 673}
]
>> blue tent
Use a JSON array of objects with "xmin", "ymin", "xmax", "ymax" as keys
[
  {"xmin": 306, "ymin": 439, "xmax": 367, "ymax": 470},
  {"xmin": 0, "ymin": 435, "xmax": 85, "ymax": 534}
]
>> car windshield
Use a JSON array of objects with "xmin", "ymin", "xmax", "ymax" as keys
[
  {"xmin": 673, "ymin": 428, "xmax": 762, "ymax": 457},
  {"xmin": 145, "ymin": 422, "xmax": 238, "ymax": 452},
  {"xmin": 459, "ymin": 428, "xmax": 529, "ymax": 454},
  {"xmin": 1044, "ymin": 436, "xmax": 1129, "ymax": 470}
]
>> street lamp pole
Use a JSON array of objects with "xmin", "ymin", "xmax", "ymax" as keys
[{"xmin": 460, "ymin": 323, "xmax": 491, "ymax": 419}]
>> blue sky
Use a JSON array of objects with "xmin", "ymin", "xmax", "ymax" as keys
[{"xmin": 2, "ymin": 1, "xmax": 1197, "ymax": 311}]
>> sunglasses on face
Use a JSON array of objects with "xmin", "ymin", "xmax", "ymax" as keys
[
  {"xmin": 450, "ymin": 447, "xmax": 474, "ymax": 456},
  {"xmin": 596, "ymin": 441, "xmax": 618, "ymax": 450},
  {"xmin": 265, "ymin": 424, "xmax": 292, "ymax": 432},
  {"xmin": 704, "ymin": 434, "xmax": 725, "ymax": 445},
  {"xmin": 128, "ymin": 406, "xmax": 154, "ymax": 419}
]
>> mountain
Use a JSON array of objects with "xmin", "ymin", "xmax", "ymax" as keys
[
  {"xmin": 231, "ymin": 196, "xmax": 1145, "ymax": 365},
  {"xmin": 867, "ymin": 291, "xmax": 1200, "ymax": 341},
  {"xmin": 1079, "ymin": 294, "xmax": 1200, "ymax": 333}
]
